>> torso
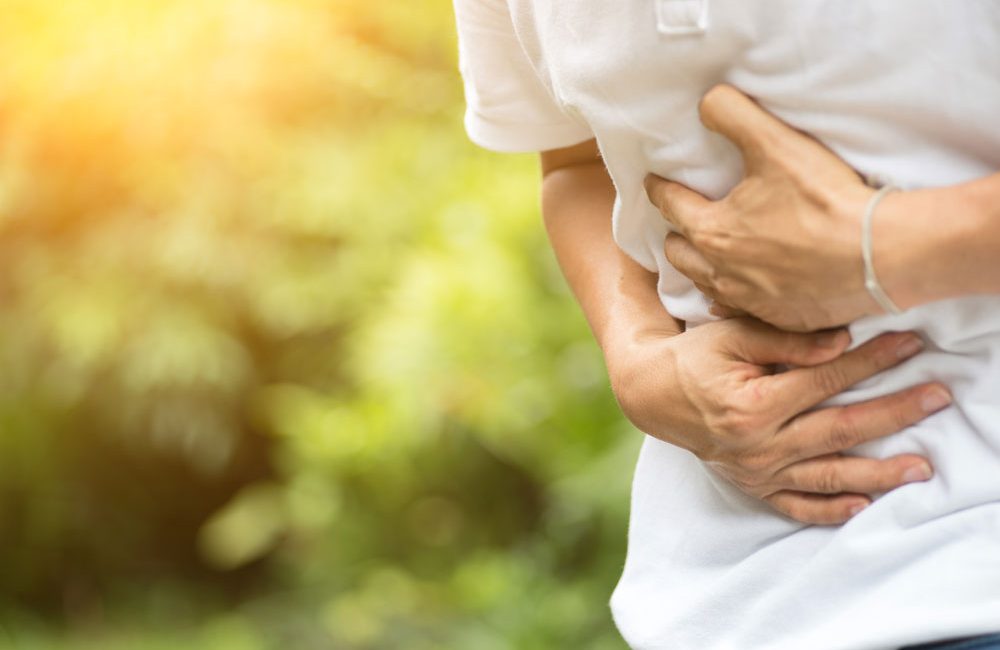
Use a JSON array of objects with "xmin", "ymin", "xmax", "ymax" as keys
[{"xmin": 506, "ymin": 1, "xmax": 1000, "ymax": 647}]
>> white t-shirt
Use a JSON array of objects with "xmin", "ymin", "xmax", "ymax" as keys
[{"xmin": 453, "ymin": 1, "xmax": 1000, "ymax": 648}]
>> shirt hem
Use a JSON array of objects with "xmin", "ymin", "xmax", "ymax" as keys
[{"xmin": 464, "ymin": 110, "xmax": 594, "ymax": 153}]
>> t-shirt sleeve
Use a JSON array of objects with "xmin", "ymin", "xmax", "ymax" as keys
[{"xmin": 453, "ymin": 0, "xmax": 594, "ymax": 153}]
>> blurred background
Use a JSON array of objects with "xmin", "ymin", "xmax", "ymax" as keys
[{"xmin": 0, "ymin": 1, "xmax": 638, "ymax": 648}]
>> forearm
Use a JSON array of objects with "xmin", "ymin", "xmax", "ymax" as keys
[
  {"xmin": 881, "ymin": 172, "xmax": 1000, "ymax": 309},
  {"xmin": 540, "ymin": 157, "xmax": 683, "ymax": 359}
]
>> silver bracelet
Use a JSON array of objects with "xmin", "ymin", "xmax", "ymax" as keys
[{"xmin": 861, "ymin": 185, "xmax": 903, "ymax": 315}]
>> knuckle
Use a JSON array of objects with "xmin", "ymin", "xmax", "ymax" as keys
[
  {"xmin": 735, "ymin": 450, "xmax": 773, "ymax": 477},
  {"xmin": 813, "ymin": 363, "xmax": 849, "ymax": 396},
  {"xmin": 709, "ymin": 385, "xmax": 776, "ymax": 439},
  {"xmin": 867, "ymin": 339, "xmax": 899, "ymax": 370},
  {"xmin": 713, "ymin": 405, "xmax": 758, "ymax": 439},
  {"xmin": 709, "ymin": 395, "xmax": 744, "ymax": 431},
  {"xmin": 687, "ymin": 224, "xmax": 710, "ymax": 249},
  {"xmin": 827, "ymin": 411, "xmax": 862, "ymax": 450},
  {"xmin": 740, "ymin": 476, "xmax": 766, "ymax": 494},
  {"xmin": 782, "ymin": 413, "xmax": 806, "ymax": 438},
  {"xmin": 815, "ymin": 465, "xmax": 842, "ymax": 494},
  {"xmin": 778, "ymin": 434, "xmax": 806, "ymax": 464},
  {"xmin": 744, "ymin": 380, "xmax": 773, "ymax": 410},
  {"xmin": 663, "ymin": 232, "xmax": 682, "ymax": 257},
  {"xmin": 694, "ymin": 282, "xmax": 718, "ymax": 300},
  {"xmin": 724, "ymin": 467, "xmax": 761, "ymax": 493},
  {"xmin": 711, "ymin": 412, "xmax": 747, "ymax": 439},
  {"xmin": 709, "ymin": 458, "xmax": 769, "ymax": 497},
  {"xmin": 690, "ymin": 223, "xmax": 731, "ymax": 256}
]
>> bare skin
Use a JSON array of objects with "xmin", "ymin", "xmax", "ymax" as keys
[
  {"xmin": 645, "ymin": 84, "xmax": 1000, "ymax": 332},
  {"xmin": 541, "ymin": 140, "xmax": 951, "ymax": 526}
]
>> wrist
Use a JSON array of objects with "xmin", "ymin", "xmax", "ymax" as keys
[
  {"xmin": 602, "ymin": 324, "xmax": 687, "ymax": 445},
  {"xmin": 832, "ymin": 185, "xmax": 889, "ymax": 319},
  {"xmin": 599, "ymin": 291, "xmax": 683, "ymax": 391},
  {"xmin": 875, "ymin": 182, "xmax": 993, "ymax": 309},
  {"xmin": 600, "ymin": 316, "xmax": 682, "ymax": 378},
  {"xmin": 592, "ymin": 257, "xmax": 683, "ymax": 365}
]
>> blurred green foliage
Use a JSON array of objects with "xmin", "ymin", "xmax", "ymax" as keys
[{"xmin": 0, "ymin": 1, "xmax": 636, "ymax": 648}]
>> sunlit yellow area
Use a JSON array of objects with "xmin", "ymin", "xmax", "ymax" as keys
[{"xmin": 0, "ymin": 1, "xmax": 634, "ymax": 648}]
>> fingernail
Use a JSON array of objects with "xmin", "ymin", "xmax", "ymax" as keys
[
  {"xmin": 895, "ymin": 334, "xmax": 924, "ymax": 359},
  {"xmin": 920, "ymin": 387, "xmax": 952, "ymax": 413},
  {"xmin": 849, "ymin": 502, "xmax": 869, "ymax": 517},
  {"xmin": 902, "ymin": 462, "xmax": 933, "ymax": 483},
  {"xmin": 818, "ymin": 330, "xmax": 849, "ymax": 349}
]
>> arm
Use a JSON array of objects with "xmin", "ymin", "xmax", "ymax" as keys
[
  {"xmin": 540, "ymin": 140, "xmax": 682, "ymax": 355},
  {"xmin": 541, "ymin": 140, "xmax": 948, "ymax": 525},
  {"xmin": 645, "ymin": 84, "xmax": 1000, "ymax": 331},
  {"xmin": 881, "ymin": 174, "xmax": 1000, "ymax": 309}
]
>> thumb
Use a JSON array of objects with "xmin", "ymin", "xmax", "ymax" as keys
[
  {"xmin": 698, "ymin": 84, "xmax": 794, "ymax": 171},
  {"xmin": 730, "ymin": 320, "xmax": 852, "ymax": 367}
]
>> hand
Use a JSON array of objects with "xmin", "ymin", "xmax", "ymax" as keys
[
  {"xmin": 607, "ymin": 317, "xmax": 951, "ymax": 525},
  {"xmin": 644, "ymin": 84, "xmax": 885, "ymax": 332}
]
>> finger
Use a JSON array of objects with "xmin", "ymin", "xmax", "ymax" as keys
[
  {"xmin": 769, "ymin": 331, "xmax": 928, "ymax": 416},
  {"xmin": 698, "ymin": 84, "xmax": 793, "ymax": 170},
  {"xmin": 693, "ymin": 282, "xmax": 721, "ymax": 305},
  {"xmin": 765, "ymin": 491, "xmax": 870, "ymax": 526},
  {"xmin": 693, "ymin": 281, "xmax": 715, "ymax": 296},
  {"xmin": 709, "ymin": 301, "xmax": 747, "ymax": 320},
  {"xmin": 777, "ymin": 381, "xmax": 952, "ymax": 462},
  {"xmin": 729, "ymin": 318, "xmax": 852, "ymax": 367},
  {"xmin": 696, "ymin": 285, "xmax": 744, "ymax": 321},
  {"xmin": 644, "ymin": 175, "xmax": 711, "ymax": 235},
  {"xmin": 774, "ymin": 453, "xmax": 933, "ymax": 495},
  {"xmin": 664, "ymin": 232, "xmax": 714, "ymax": 286}
]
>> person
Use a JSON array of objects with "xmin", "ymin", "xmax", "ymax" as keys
[{"xmin": 452, "ymin": 1, "xmax": 1000, "ymax": 648}]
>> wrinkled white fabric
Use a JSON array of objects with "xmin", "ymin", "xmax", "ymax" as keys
[{"xmin": 454, "ymin": 1, "xmax": 1000, "ymax": 648}]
